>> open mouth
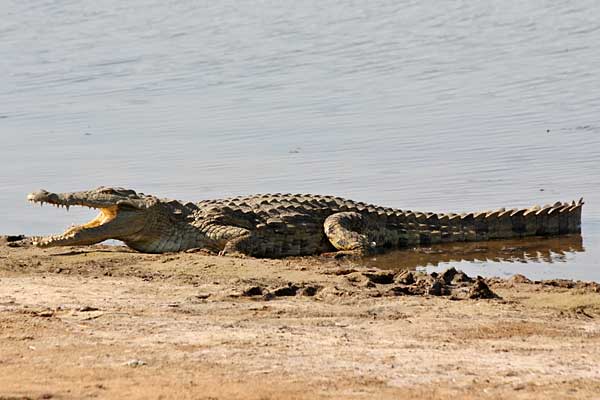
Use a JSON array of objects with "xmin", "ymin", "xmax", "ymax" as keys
[{"xmin": 27, "ymin": 190, "xmax": 119, "ymax": 247}]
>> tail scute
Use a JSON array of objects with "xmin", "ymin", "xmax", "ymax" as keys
[{"xmin": 404, "ymin": 199, "xmax": 583, "ymax": 245}]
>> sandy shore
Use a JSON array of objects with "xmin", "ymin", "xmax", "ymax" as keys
[{"xmin": 1, "ymin": 237, "xmax": 599, "ymax": 399}]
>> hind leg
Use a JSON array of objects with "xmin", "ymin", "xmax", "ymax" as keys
[
  {"xmin": 219, "ymin": 231, "xmax": 253, "ymax": 258},
  {"xmin": 323, "ymin": 212, "xmax": 371, "ymax": 257}
]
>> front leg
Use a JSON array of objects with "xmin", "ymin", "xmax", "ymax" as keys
[
  {"xmin": 218, "ymin": 227, "xmax": 285, "ymax": 258},
  {"xmin": 195, "ymin": 223, "xmax": 252, "ymax": 257},
  {"xmin": 217, "ymin": 222, "xmax": 308, "ymax": 258},
  {"xmin": 219, "ymin": 231, "xmax": 254, "ymax": 257}
]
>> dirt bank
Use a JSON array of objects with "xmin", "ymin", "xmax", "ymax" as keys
[{"xmin": 1, "ymin": 237, "xmax": 599, "ymax": 399}]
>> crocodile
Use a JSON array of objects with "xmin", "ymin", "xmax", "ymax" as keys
[{"xmin": 26, "ymin": 187, "xmax": 584, "ymax": 258}]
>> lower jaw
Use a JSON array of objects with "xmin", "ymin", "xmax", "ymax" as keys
[
  {"xmin": 32, "ymin": 236, "xmax": 70, "ymax": 247},
  {"xmin": 31, "ymin": 232, "xmax": 102, "ymax": 248}
]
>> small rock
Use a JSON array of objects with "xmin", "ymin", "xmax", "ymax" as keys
[
  {"xmin": 272, "ymin": 284, "xmax": 299, "ymax": 297},
  {"xmin": 361, "ymin": 280, "xmax": 377, "ymax": 289},
  {"xmin": 451, "ymin": 271, "xmax": 472, "ymax": 284},
  {"xmin": 77, "ymin": 306, "xmax": 99, "ymax": 312},
  {"xmin": 300, "ymin": 286, "xmax": 319, "ymax": 296},
  {"xmin": 125, "ymin": 359, "xmax": 146, "ymax": 367},
  {"xmin": 242, "ymin": 286, "xmax": 264, "ymax": 296},
  {"xmin": 394, "ymin": 270, "xmax": 415, "ymax": 285},
  {"xmin": 438, "ymin": 267, "xmax": 472, "ymax": 284},
  {"xmin": 5, "ymin": 235, "xmax": 25, "ymax": 242},
  {"xmin": 385, "ymin": 285, "xmax": 412, "ymax": 296},
  {"xmin": 345, "ymin": 272, "xmax": 364, "ymax": 283},
  {"xmin": 315, "ymin": 285, "xmax": 345, "ymax": 298},
  {"xmin": 440, "ymin": 267, "xmax": 459, "ymax": 284},
  {"xmin": 428, "ymin": 279, "xmax": 449, "ymax": 296},
  {"xmin": 542, "ymin": 279, "xmax": 575, "ymax": 289},
  {"xmin": 468, "ymin": 278, "xmax": 500, "ymax": 299},
  {"xmin": 362, "ymin": 271, "xmax": 395, "ymax": 284},
  {"xmin": 262, "ymin": 292, "xmax": 276, "ymax": 301},
  {"xmin": 509, "ymin": 274, "xmax": 532, "ymax": 284},
  {"xmin": 332, "ymin": 268, "xmax": 358, "ymax": 276},
  {"xmin": 34, "ymin": 309, "xmax": 54, "ymax": 318}
]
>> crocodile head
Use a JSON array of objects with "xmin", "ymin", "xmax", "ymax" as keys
[{"xmin": 27, "ymin": 187, "xmax": 160, "ymax": 248}]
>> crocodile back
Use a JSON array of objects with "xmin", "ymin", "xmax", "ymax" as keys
[{"xmin": 194, "ymin": 193, "xmax": 393, "ymax": 223}]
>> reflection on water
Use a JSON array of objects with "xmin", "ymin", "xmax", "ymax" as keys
[
  {"xmin": 362, "ymin": 235, "xmax": 592, "ymax": 281},
  {"xmin": 365, "ymin": 235, "xmax": 584, "ymax": 270}
]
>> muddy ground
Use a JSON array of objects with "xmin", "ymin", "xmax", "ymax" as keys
[{"xmin": 1, "ymin": 236, "xmax": 599, "ymax": 399}]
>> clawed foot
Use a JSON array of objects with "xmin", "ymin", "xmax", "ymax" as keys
[
  {"xmin": 184, "ymin": 248, "xmax": 217, "ymax": 255},
  {"xmin": 218, "ymin": 249, "xmax": 247, "ymax": 258}
]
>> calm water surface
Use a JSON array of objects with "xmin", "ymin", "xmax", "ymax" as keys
[{"xmin": 1, "ymin": 0, "xmax": 599, "ymax": 280}]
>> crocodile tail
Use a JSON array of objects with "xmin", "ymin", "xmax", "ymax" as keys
[{"xmin": 395, "ymin": 199, "xmax": 583, "ymax": 246}]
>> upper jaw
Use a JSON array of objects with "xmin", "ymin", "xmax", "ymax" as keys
[
  {"xmin": 27, "ymin": 189, "xmax": 144, "ymax": 210},
  {"xmin": 27, "ymin": 190, "xmax": 70, "ymax": 208}
]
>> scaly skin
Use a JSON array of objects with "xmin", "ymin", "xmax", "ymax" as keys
[{"xmin": 27, "ymin": 187, "xmax": 584, "ymax": 258}]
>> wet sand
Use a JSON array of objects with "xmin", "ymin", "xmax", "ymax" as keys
[{"xmin": 1, "ymin": 237, "xmax": 599, "ymax": 399}]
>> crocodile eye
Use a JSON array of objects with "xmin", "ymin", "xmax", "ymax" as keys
[{"xmin": 99, "ymin": 188, "xmax": 118, "ymax": 195}]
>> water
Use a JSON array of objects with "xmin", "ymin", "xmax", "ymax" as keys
[{"xmin": 1, "ymin": 0, "xmax": 599, "ymax": 280}]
